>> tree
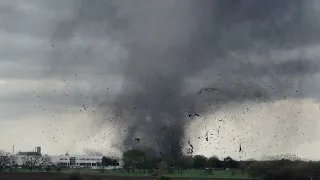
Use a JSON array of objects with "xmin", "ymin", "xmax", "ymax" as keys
[
  {"xmin": 111, "ymin": 159, "xmax": 119, "ymax": 166},
  {"xmin": 157, "ymin": 161, "xmax": 169, "ymax": 176},
  {"xmin": 206, "ymin": 156, "xmax": 222, "ymax": 174},
  {"xmin": 247, "ymin": 161, "xmax": 272, "ymax": 180},
  {"xmin": 239, "ymin": 159, "xmax": 254, "ymax": 176},
  {"xmin": 0, "ymin": 150, "xmax": 10, "ymax": 172},
  {"xmin": 122, "ymin": 149, "xmax": 146, "ymax": 173},
  {"xmin": 102, "ymin": 157, "xmax": 113, "ymax": 167},
  {"xmin": 142, "ymin": 156, "xmax": 160, "ymax": 173},
  {"xmin": 22, "ymin": 154, "xmax": 42, "ymax": 172},
  {"xmin": 223, "ymin": 156, "xmax": 239, "ymax": 169},
  {"xmin": 207, "ymin": 156, "xmax": 222, "ymax": 168},
  {"xmin": 8, "ymin": 155, "xmax": 17, "ymax": 172},
  {"xmin": 101, "ymin": 156, "xmax": 119, "ymax": 173},
  {"xmin": 176, "ymin": 155, "xmax": 193, "ymax": 173},
  {"xmin": 56, "ymin": 163, "xmax": 61, "ymax": 172},
  {"xmin": 246, "ymin": 160, "xmax": 313, "ymax": 180},
  {"xmin": 192, "ymin": 155, "xmax": 208, "ymax": 169},
  {"xmin": 102, "ymin": 157, "xmax": 119, "ymax": 167},
  {"xmin": 40, "ymin": 155, "xmax": 52, "ymax": 172}
]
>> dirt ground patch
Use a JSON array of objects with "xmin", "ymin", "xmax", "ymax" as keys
[{"xmin": 0, "ymin": 173, "xmax": 248, "ymax": 180}]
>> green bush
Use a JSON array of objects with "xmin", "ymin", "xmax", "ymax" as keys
[{"xmin": 156, "ymin": 176, "xmax": 171, "ymax": 180}]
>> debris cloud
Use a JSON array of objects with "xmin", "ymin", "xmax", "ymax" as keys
[{"xmin": 51, "ymin": 0, "xmax": 320, "ymax": 158}]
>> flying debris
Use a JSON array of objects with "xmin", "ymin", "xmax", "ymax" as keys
[
  {"xmin": 135, "ymin": 138, "xmax": 140, "ymax": 143},
  {"xmin": 188, "ymin": 113, "xmax": 201, "ymax": 117},
  {"xmin": 205, "ymin": 132, "xmax": 209, "ymax": 142},
  {"xmin": 197, "ymin": 87, "xmax": 221, "ymax": 95},
  {"xmin": 161, "ymin": 126, "xmax": 167, "ymax": 131},
  {"xmin": 187, "ymin": 141, "xmax": 194, "ymax": 154},
  {"xmin": 56, "ymin": 0, "xmax": 320, "ymax": 159}
]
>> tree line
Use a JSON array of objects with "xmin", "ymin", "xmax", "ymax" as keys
[
  {"xmin": 2, "ymin": 148, "xmax": 320, "ymax": 180},
  {"xmin": 0, "ymin": 150, "xmax": 55, "ymax": 172},
  {"xmin": 116, "ymin": 149, "xmax": 320, "ymax": 180},
  {"xmin": 117, "ymin": 149, "xmax": 241, "ymax": 174}
]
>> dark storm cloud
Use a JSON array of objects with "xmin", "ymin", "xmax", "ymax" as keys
[
  {"xmin": 233, "ymin": 59, "xmax": 320, "ymax": 78},
  {"xmin": 0, "ymin": 1, "xmax": 74, "ymax": 38},
  {"xmin": 203, "ymin": 0, "xmax": 320, "ymax": 48},
  {"xmin": 50, "ymin": 0, "xmax": 320, "ymax": 157}
]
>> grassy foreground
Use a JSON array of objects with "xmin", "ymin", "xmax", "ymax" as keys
[
  {"xmin": 166, "ymin": 170, "xmax": 248, "ymax": 179},
  {"xmin": 6, "ymin": 168, "xmax": 249, "ymax": 179}
]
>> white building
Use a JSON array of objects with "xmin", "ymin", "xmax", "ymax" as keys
[
  {"xmin": 14, "ymin": 151, "xmax": 42, "ymax": 166},
  {"xmin": 13, "ymin": 155, "xmax": 26, "ymax": 166},
  {"xmin": 13, "ymin": 154, "xmax": 103, "ymax": 167},
  {"xmin": 12, "ymin": 146, "xmax": 105, "ymax": 168},
  {"xmin": 50, "ymin": 155, "xmax": 103, "ymax": 167}
]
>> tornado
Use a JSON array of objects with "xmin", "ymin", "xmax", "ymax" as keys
[{"xmin": 51, "ymin": 0, "xmax": 320, "ymax": 158}]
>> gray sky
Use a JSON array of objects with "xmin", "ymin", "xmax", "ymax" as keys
[{"xmin": 2, "ymin": 0, "xmax": 320, "ymax": 159}]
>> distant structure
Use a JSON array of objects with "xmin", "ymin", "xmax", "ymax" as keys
[
  {"xmin": 17, "ymin": 146, "xmax": 41, "ymax": 156},
  {"xmin": 13, "ymin": 146, "xmax": 42, "ymax": 166},
  {"xmin": 50, "ymin": 155, "xmax": 103, "ymax": 167},
  {"xmin": 12, "ymin": 147, "xmax": 105, "ymax": 168},
  {"xmin": 35, "ymin": 146, "xmax": 41, "ymax": 154},
  {"xmin": 11, "ymin": 146, "xmax": 123, "ymax": 169}
]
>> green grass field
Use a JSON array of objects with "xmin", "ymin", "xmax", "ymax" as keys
[
  {"xmin": 166, "ymin": 169, "xmax": 248, "ymax": 179},
  {"xmin": 70, "ymin": 169, "xmax": 249, "ymax": 179},
  {"xmin": 6, "ymin": 168, "xmax": 249, "ymax": 179}
]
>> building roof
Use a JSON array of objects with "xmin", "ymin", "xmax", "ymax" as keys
[{"xmin": 17, "ymin": 152, "xmax": 41, "ymax": 156}]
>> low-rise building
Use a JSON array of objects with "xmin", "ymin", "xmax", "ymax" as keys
[
  {"xmin": 13, "ymin": 154, "xmax": 103, "ymax": 167},
  {"xmin": 50, "ymin": 155, "xmax": 103, "ymax": 167},
  {"xmin": 14, "ymin": 148, "xmax": 42, "ymax": 166},
  {"xmin": 12, "ymin": 146, "xmax": 104, "ymax": 168}
]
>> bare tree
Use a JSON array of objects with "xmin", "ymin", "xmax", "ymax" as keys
[
  {"xmin": 40, "ymin": 155, "xmax": 53, "ymax": 172},
  {"xmin": 22, "ymin": 154, "xmax": 41, "ymax": 172},
  {"xmin": 0, "ymin": 150, "xmax": 10, "ymax": 172},
  {"xmin": 8, "ymin": 155, "xmax": 17, "ymax": 172},
  {"xmin": 56, "ymin": 162, "xmax": 61, "ymax": 172}
]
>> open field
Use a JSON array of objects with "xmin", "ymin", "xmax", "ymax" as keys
[
  {"xmin": 7, "ymin": 168, "xmax": 249, "ymax": 178},
  {"xmin": 101, "ymin": 169, "xmax": 248, "ymax": 179},
  {"xmin": 0, "ymin": 168, "xmax": 249, "ymax": 180},
  {"xmin": 0, "ymin": 173, "xmax": 249, "ymax": 180}
]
